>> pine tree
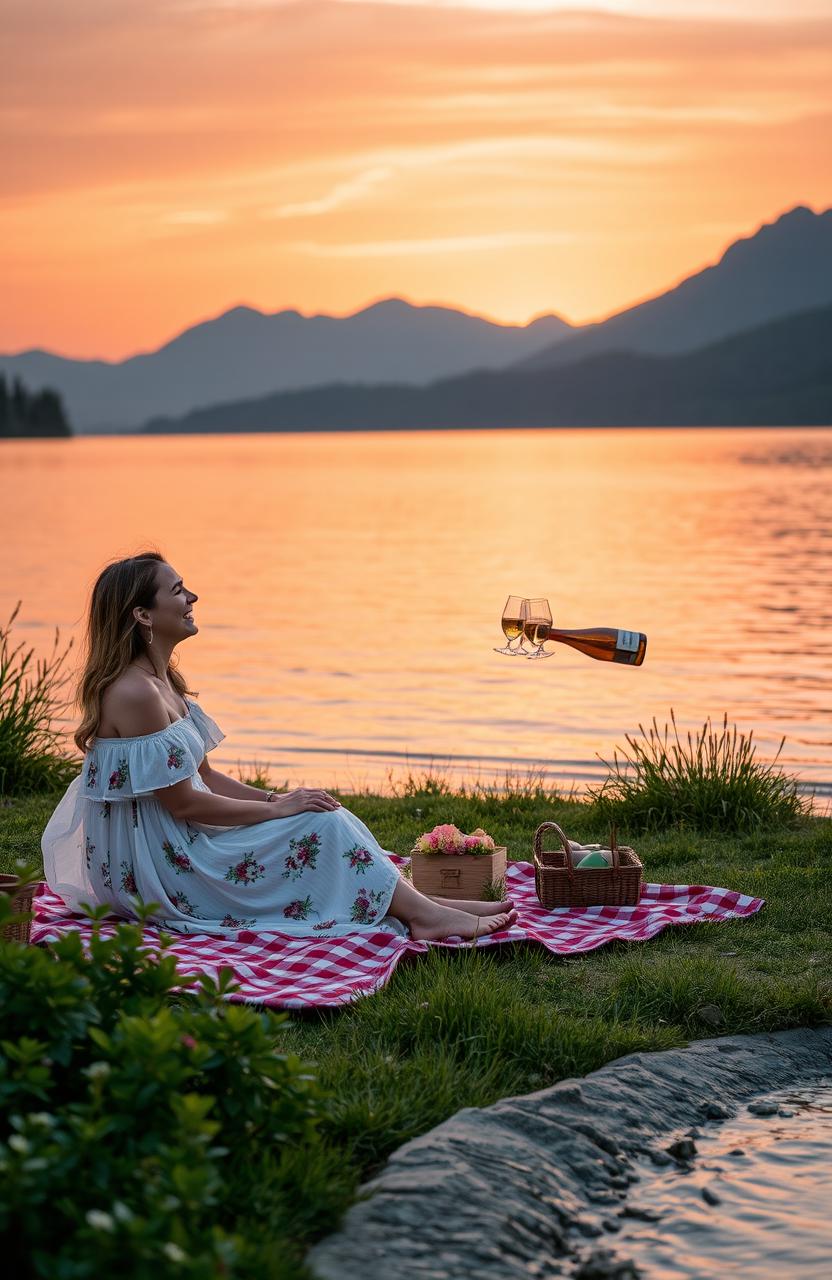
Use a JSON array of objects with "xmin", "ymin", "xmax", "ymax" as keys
[
  {"xmin": 0, "ymin": 373, "xmax": 8, "ymax": 437},
  {"xmin": 0, "ymin": 373, "xmax": 72, "ymax": 437}
]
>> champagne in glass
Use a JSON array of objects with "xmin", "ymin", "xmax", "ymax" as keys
[
  {"xmin": 494, "ymin": 595, "xmax": 529, "ymax": 656},
  {"xmin": 524, "ymin": 598, "xmax": 554, "ymax": 660}
]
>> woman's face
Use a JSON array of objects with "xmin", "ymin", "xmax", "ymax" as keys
[{"xmin": 137, "ymin": 562, "xmax": 199, "ymax": 640}]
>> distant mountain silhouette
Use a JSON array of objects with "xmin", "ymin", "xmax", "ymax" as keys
[
  {"xmin": 141, "ymin": 303, "xmax": 832, "ymax": 433},
  {"xmin": 515, "ymin": 205, "xmax": 832, "ymax": 371},
  {"xmin": 0, "ymin": 300, "xmax": 572, "ymax": 435},
  {"xmin": 4, "ymin": 203, "xmax": 830, "ymax": 435}
]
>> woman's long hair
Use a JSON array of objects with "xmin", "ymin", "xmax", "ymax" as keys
[{"xmin": 74, "ymin": 550, "xmax": 198, "ymax": 752}]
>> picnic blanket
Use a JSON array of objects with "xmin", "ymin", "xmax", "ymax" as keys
[{"xmin": 29, "ymin": 855, "xmax": 764, "ymax": 1009}]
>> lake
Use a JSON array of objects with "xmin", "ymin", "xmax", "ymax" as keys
[
  {"xmin": 1, "ymin": 427, "xmax": 830, "ymax": 801},
  {"xmin": 613, "ymin": 1080, "xmax": 832, "ymax": 1280}
]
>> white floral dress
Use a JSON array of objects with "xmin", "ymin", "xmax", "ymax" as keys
[{"xmin": 41, "ymin": 698, "xmax": 407, "ymax": 938}]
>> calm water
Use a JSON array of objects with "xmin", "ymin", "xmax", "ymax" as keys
[
  {"xmin": 597, "ymin": 1080, "xmax": 832, "ymax": 1280},
  {"xmin": 1, "ymin": 427, "xmax": 830, "ymax": 798}
]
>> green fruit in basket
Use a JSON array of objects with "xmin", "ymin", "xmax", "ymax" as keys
[{"xmin": 576, "ymin": 850, "xmax": 611, "ymax": 869}]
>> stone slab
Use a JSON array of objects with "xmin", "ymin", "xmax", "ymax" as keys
[{"xmin": 307, "ymin": 1027, "xmax": 832, "ymax": 1279}]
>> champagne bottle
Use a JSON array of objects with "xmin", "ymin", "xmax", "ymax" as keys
[{"xmin": 535, "ymin": 626, "xmax": 647, "ymax": 665}]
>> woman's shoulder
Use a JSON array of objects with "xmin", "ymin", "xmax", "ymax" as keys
[{"xmin": 97, "ymin": 672, "xmax": 180, "ymax": 740}]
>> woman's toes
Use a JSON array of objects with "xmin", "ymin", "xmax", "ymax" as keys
[
  {"xmin": 480, "ymin": 908, "xmax": 518, "ymax": 935},
  {"xmin": 477, "ymin": 898, "xmax": 513, "ymax": 916}
]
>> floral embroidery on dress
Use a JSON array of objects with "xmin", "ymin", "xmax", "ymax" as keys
[
  {"xmin": 170, "ymin": 890, "xmax": 198, "ymax": 917},
  {"xmin": 343, "ymin": 844, "xmax": 373, "ymax": 875},
  {"xmin": 162, "ymin": 839, "xmax": 193, "ymax": 875},
  {"xmin": 108, "ymin": 760, "xmax": 128, "ymax": 791},
  {"xmin": 350, "ymin": 888, "xmax": 386, "ymax": 924},
  {"xmin": 221, "ymin": 913, "xmax": 255, "ymax": 929},
  {"xmin": 283, "ymin": 895, "xmax": 313, "ymax": 922},
  {"xmin": 224, "ymin": 850, "xmax": 266, "ymax": 886},
  {"xmin": 73, "ymin": 720, "xmax": 398, "ymax": 939},
  {"xmin": 283, "ymin": 832, "xmax": 320, "ymax": 880}
]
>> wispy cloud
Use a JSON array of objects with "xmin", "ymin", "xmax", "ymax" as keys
[
  {"xmin": 268, "ymin": 166, "xmax": 395, "ymax": 217},
  {"xmin": 291, "ymin": 229, "xmax": 582, "ymax": 256},
  {"xmin": 1, "ymin": 0, "xmax": 830, "ymax": 357},
  {"xmin": 329, "ymin": 0, "xmax": 832, "ymax": 14}
]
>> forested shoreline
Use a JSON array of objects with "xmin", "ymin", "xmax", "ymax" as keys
[{"xmin": 0, "ymin": 373, "xmax": 72, "ymax": 438}]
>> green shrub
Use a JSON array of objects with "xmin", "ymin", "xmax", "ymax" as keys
[
  {"xmin": 0, "ymin": 601, "xmax": 81, "ymax": 798},
  {"xmin": 0, "ymin": 884, "xmax": 323, "ymax": 1279},
  {"xmin": 587, "ymin": 709, "xmax": 810, "ymax": 835}
]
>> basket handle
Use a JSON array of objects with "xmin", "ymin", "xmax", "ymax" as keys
[
  {"xmin": 533, "ymin": 822, "xmax": 626, "ymax": 871},
  {"xmin": 533, "ymin": 821, "xmax": 577, "ymax": 874}
]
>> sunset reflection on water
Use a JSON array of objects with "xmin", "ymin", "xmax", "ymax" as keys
[{"xmin": 1, "ymin": 427, "xmax": 830, "ymax": 798}]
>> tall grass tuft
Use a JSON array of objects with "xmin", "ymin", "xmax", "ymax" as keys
[
  {"xmin": 0, "ymin": 600, "xmax": 81, "ymax": 798},
  {"xmin": 385, "ymin": 762, "xmax": 565, "ymax": 804},
  {"xmin": 587, "ymin": 708, "xmax": 810, "ymax": 834}
]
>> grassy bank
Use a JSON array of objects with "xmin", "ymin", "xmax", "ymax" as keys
[{"xmin": 2, "ymin": 783, "xmax": 830, "ymax": 1278}]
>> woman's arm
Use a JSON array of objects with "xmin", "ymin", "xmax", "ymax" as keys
[
  {"xmin": 201, "ymin": 764, "xmax": 271, "ymax": 802},
  {"xmin": 162, "ymin": 777, "xmax": 342, "ymax": 824},
  {"xmin": 198, "ymin": 765, "xmax": 343, "ymax": 817}
]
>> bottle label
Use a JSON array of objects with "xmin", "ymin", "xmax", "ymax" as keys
[{"xmin": 617, "ymin": 629, "xmax": 640, "ymax": 653}]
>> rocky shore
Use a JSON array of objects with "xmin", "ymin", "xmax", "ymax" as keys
[{"xmin": 307, "ymin": 1026, "xmax": 832, "ymax": 1280}]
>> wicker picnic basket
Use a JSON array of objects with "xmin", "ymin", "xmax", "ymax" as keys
[
  {"xmin": 0, "ymin": 874, "xmax": 36, "ymax": 944},
  {"xmin": 533, "ymin": 821, "xmax": 643, "ymax": 908}
]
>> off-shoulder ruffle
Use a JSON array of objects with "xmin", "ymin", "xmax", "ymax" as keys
[
  {"xmin": 187, "ymin": 698, "xmax": 225, "ymax": 753},
  {"xmin": 82, "ymin": 719, "xmax": 200, "ymax": 799},
  {"xmin": 81, "ymin": 699, "xmax": 224, "ymax": 801}
]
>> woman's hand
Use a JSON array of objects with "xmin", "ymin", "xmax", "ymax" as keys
[{"xmin": 269, "ymin": 788, "xmax": 342, "ymax": 818}]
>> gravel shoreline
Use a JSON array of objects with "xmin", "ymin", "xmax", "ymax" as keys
[{"xmin": 307, "ymin": 1026, "xmax": 832, "ymax": 1280}]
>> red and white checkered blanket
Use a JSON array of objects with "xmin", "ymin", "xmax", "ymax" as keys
[{"xmin": 30, "ymin": 856, "xmax": 764, "ymax": 1009}]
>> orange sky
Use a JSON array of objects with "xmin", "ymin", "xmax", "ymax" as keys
[{"xmin": 2, "ymin": 0, "xmax": 831, "ymax": 360}]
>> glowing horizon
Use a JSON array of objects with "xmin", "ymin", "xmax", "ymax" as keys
[{"xmin": 2, "ymin": 0, "xmax": 830, "ymax": 360}]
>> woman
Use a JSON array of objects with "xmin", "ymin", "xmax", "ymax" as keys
[{"xmin": 42, "ymin": 551, "xmax": 517, "ymax": 941}]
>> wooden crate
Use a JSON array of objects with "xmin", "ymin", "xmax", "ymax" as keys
[{"xmin": 410, "ymin": 847, "xmax": 507, "ymax": 900}]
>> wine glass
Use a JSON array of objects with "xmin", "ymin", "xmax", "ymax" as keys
[
  {"xmin": 494, "ymin": 596, "xmax": 529, "ymax": 656},
  {"xmin": 524, "ymin": 598, "xmax": 554, "ymax": 659}
]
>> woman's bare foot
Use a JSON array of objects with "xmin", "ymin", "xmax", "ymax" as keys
[
  {"xmin": 427, "ymin": 894, "xmax": 514, "ymax": 916},
  {"xmin": 409, "ymin": 900, "xmax": 518, "ymax": 942}
]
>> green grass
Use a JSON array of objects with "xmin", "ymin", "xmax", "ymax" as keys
[{"xmin": 3, "ymin": 782, "xmax": 831, "ymax": 1278}]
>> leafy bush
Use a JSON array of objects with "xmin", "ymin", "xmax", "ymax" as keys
[
  {"xmin": 587, "ymin": 709, "xmax": 810, "ymax": 834},
  {"xmin": 0, "ymin": 883, "xmax": 323, "ymax": 1279},
  {"xmin": 0, "ymin": 601, "xmax": 81, "ymax": 798}
]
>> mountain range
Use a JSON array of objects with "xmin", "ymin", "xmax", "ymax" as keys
[
  {"xmin": 141, "ymin": 304, "xmax": 832, "ymax": 433},
  {"xmin": 2, "ymin": 203, "xmax": 831, "ymax": 434},
  {"xmin": 515, "ymin": 204, "xmax": 832, "ymax": 371},
  {"xmin": 0, "ymin": 301, "xmax": 573, "ymax": 435}
]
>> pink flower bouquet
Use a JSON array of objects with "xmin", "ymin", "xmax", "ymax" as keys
[{"xmin": 413, "ymin": 823, "xmax": 496, "ymax": 857}]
